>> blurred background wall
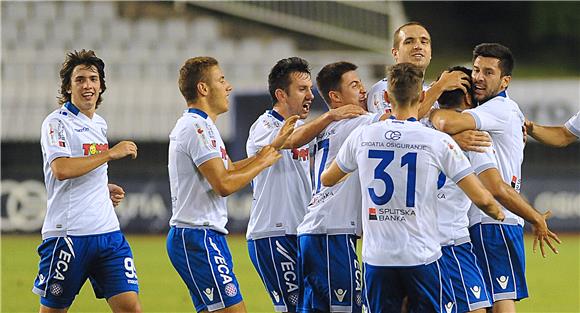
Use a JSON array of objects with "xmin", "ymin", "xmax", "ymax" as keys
[{"xmin": 2, "ymin": 1, "xmax": 579, "ymax": 234}]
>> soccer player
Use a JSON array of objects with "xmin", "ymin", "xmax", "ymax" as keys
[
  {"xmin": 246, "ymin": 57, "xmax": 365, "ymax": 313},
  {"xmin": 429, "ymin": 44, "xmax": 561, "ymax": 312},
  {"xmin": 524, "ymin": 111, "xmax": 580, "ymax": 147},
  {"xmin": 321, "ymin": 63, "xmax": 504, "ymax": 313},
  {"xmin": 296, "ymin": 61, "xmax": 384, "ymax": 313},
  {"xmin": 165, "ymin": 57, "xmax": 295, "ymax": 313},
  {"xmin": 34, "ymin": 50, "xmax": 142, "ymax": 312},
  {"xmin": 368, "ymin": 22, "xmax": 492, "ymax": 153}
]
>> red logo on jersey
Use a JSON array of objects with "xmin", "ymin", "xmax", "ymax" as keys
[
  {"xmin": 82, "ymin": 143, "xmax": 109, "ymax": 155},
  {"xmin": 291, "ymin": 148, "xmax": 309, "ymax": 161},
  {"xmin": 197, "ymin": 128, "xmax": 203, "ymax": 134},
  {"xmin": 220, "ymin": 146, "xmax": 228, "ymax": 160},
  {"xmin": 369, "ymin": 208, "xmax": 378, "ymax": 220}
]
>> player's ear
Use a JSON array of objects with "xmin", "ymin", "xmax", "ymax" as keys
[
  {"xmin": 383, "ymin": 90, "xmax": 389, "ymax": 103},
  {"xmin": 197, "ymin": 82, "xmax": 209, "ymax": 97},
  {"xmin": 274, "ymin": 88, "xmax": 287, "ymax": 103},
  {"xmin": 500, "ymin": 75, "xmax": 511, "ymax": 90},
  {"xmin": 391, "ymin": 48, "xmax": 398, "ymax": 61},
  {"xmin": 419, "ymin": 90, "xmax": 426, "ymax": 103},
  {"xmin": 329, "ymin": 90, "xmax": 340, "ymax": 104}
]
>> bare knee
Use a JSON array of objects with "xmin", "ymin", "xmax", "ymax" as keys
[
  {"xmin": 39, "ymin": 305, "xmax": 68, "ymax": 313},
  {"xmin": 107, "ymin": 291, "xmax": 142, "ymax": 313},
  {"xmin": 492, "ymin": 299, "xmax": 516, "ymax": 313}
]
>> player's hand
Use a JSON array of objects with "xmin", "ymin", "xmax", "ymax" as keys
[
  {"xmin": 108, "ymin": 183, "xmax": 125, "ymax": 207},
  {"xmin": 257, "ymin": 146, "xmax": 282, "ymax": 167},
  {"xmin": 524, "ymin": 119, "xmax": 534, "ymax": 134},
  {"xmin": 531, "ymin": 210, "xmax": 562, "ymax": 258},
  {"xmin": 270, "ymin": 115, "xmax": 299, "ymax": 150},
  {"xmin": 452, "ymin": 130, "xmax": 491, "ymax": 152},
  {"xmin": 328, "ymin": 104, "xmax": 365, "ymax": 121},
  {"xmin": 108, "ymin": 141, "xmax": 138, "ymax": 160},
  {"xmin": 435, "ymin": 70, "xmax": 471, "ymax": 94}
]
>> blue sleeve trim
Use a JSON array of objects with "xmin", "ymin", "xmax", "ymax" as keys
[
  {"xmin": 473, "ymin": 162, "xmax": 496, "ymax": 175},
  {"xmin": 451, "ymin": 167, "xmax": 474, "ymax": 184},
  {"xmin": 465, "ymin": 111, "xmax": 481, "ymax": 129},
  {"xmin": 336, "ymin": 158, "xmax": 355, "ymax": 173},
  {"xmin": 194, "ymin": 152, "xmax": 221, "ymax": 167}
]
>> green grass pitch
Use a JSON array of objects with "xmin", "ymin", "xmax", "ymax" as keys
[{"xmin": 2, "ymin": 234, "xmax": 578, "ymax": 312}]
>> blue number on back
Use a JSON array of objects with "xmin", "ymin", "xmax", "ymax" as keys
[
  {"xmin": 315, "ymin": 138, "xmax": 330, "ymax": 193},
  {"xmin": 368, "ymin": 150, "xmax": 417, "ymax": 207}
]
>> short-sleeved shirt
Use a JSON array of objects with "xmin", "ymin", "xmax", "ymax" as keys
[
  {"xmin": 168, "ymin": 108, "xmax": 230, "ymax": 234},
  {"xmin": 464, "ymin": 90, "xmax": 525, "ymax": 226},
  {"xmin": 246, "ymin": 110, "xmax": 311, "ymax": 240},
  {"xmin": 336, "ymin": 118, "xmax": 472, "ymax": 266},
  {"xmin": 564, "ymin": 110, "xmax": 580, "ymax": 138},
  {"xmin": 297, "ymin": 113, "xmax": 381, "ymax": 236},
  {"xmin": 40, "ymin": 102, "xmax": 119, "ymax": 239},
  {"xmin": 366, "ymin": 79, "xmax": 433, "ymax": 114}
]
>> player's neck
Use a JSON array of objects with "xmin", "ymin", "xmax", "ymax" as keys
[
  {"xmin": 391, "ymin": 104, "xmax": 418, "ymax": 121},
  {"xmin": 187, "ymin": 102, "xmax": 218, "ymax": 122},
  {"xmin": 272, "ymin": 104, "xmax": 289, "ymax": 119}
]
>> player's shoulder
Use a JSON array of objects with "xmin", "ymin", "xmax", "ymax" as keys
[
  {"xmin": 42, "ymin": 107, "xmax": 71, "ymax": 126},
  {"xmin": 92, "ymin": 112, "xmax": 107, "ymax": 127},
  {"xmin": 253, "ymin": 111, "xmax": 282, "ymax": 131}
]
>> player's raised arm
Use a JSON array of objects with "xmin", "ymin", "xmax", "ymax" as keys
[
  {"xmin": 51, "ymin": 140, "xmax": 137, "ymax": 180},
  {"xmin": 278, "ymin": 104, "xmax": 365, "ymax": 149},
  {"xmin": 525, "ymin": 118, "xmax": 578, "ymax": 148},
  {"xmin": 418, "ymin": 70, "xmax": 470, "ymax": 118},
  {"xmin": 429, "ymin": 108, "xmax": 477, "ymax": 135},
  {"xmin": 199, "ymin": 146, "xmax": 281, "ymax": 197},
  {"xmin": 477, "ymin": 167, "xmax": 561, "ymax": 256}
]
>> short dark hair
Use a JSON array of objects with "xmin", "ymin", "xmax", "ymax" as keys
[
  {"xmin": 473, "ymin": 43, "xmax": 514, "ymax": 76},
  {"xmin": 316, "ymin": 61, "xmax": 358, "ymax": 105},
  {"xmin": 393, "ymin": 21, "xmax": 429, "ymax": 48},
  {"xmin": 268, "ymin": 57, "xmax": 311, "ymax": 104},
  {"xmin": 387, "ymin": 63, "xmax": 424, "ymax": 107},
  {"xmin": 437, "ymin": 66, "xmax": 473, "ymax": 109},
  {"xmin": 59, "ymin": 49, "xmax": 106, "ymax": 108},
  {"xmin": 178, "ymin": 56, "xmax": 218, "ymax": 103}
]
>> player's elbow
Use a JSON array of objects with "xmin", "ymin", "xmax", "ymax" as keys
[
  {"xmin": 320, "ymin": 172, "xmax": 335, "ymax": 187},
  {"xmin": 213, "ymin": 184, "xmax": 235, "ymax": 197},
  {"xmin": 51, "ymin": 164, "xmax": 71, "ymax": 181}
]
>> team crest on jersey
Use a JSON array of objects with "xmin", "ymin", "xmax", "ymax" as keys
[{"xmin": 82, "ymin": 143, "xmax": 108, "ymax": 155}]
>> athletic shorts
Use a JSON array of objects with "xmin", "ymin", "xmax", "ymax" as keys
[
  {"xmin": 297, "ymin": 234, "xmax": 363, "ymax": 313},
  {"xmin": 441, "ymin": 242, "xmax": 492, "ymax": 312},
  {"xmin": 248, "ymin": 235, "xmax": 299, "ymax": 312},
  {"xmin": 32, "ymin": 230, "xmax": 139, "ymax": 309},
  {"xmin": 363, "ymin": 258, "xmax": 456, "ymax": 313},
  {"xmin": 469, "ymin": 223, "xmax": 528, "ymax": 302},
  {"xmin": 166, "ymin": 227, "xmax": 243, "ymax": 312}
]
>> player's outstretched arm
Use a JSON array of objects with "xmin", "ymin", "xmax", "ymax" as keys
[
  {"xmin": 278, "ymin": 105, "xmax": 365, "ymax": 149},
  {"xmin": 321, "ymin": 160, "xmax": 348, "ymax": 187},
  {"xmin": 429, "ymin": 109, "xmax": 477, "ymax": 135},
  {"xmin": 51, "ymin": 141, "xmax": 137, "ymax": 180},
  {"xmin": 525, "ymin": 120, "xmax": 577, "ymax": 148},
  {"xmin": 451, "ymin": 130, "xmax": 492, "ymax": 152},
  {"xmin": 456, "ymin": 173, "xmax": 504, "ymax": 221},
  {"xmin": 199, "ymin": 146, "xmax": 281, "ymax": 197},
  {"xmin": 418, "ymin": 70, "xmax": 470, "ymax": 118},
  {"xmin": 477, "ymin": 167, "xmax": 562, "ymax": 257}
]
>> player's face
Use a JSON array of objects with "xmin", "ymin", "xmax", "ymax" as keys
[
  {"xmin": 68, "ymin": 65, "xmax": 102, "ymax": 112},
  {"xmin": 285, "ymin": 71, "xmax": 314, "ymax": 119},
  {"xmin": 207, "ymin": 65, "xmax": 233, "ymax": 114},
  {"xmin": 337, "ymin": 70, "xmax": 367, "ymax": 109},
  {"xmin": 472, "ymin": 56, "xmax": 510, "ymax": 103},
  {"xmin": 392, "ymin": 25, "xmax": 432, "ymax": 70}
]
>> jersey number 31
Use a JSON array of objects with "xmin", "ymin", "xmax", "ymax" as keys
[{"xmin": 368, "ymin": 150, "xmax": 417, "ymax": 207}]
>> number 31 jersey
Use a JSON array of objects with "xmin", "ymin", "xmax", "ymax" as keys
[{"xmin": 336, "ymin": 118, "xmax": 472, "ymax": 267}]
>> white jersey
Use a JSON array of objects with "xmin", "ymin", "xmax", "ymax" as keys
[
  {"xmin": 168, "ymin": 108, "xmax": 230, "ymax": 234},
  {"xmin": 437, "ymin": 144, "xmax": 498, "ymax": 244},
  {"xmin": 40, "ymin": 102, "xmax": 119, "ymax": 239},
  {"xmin": 367, "ymin": 79, "xmax": 433, "ymax": 114},
  {"xmin": 297, "ymin": 113, "xmax": 381, "ymax": 236},
  {"xmin": 564, "ymin": 110, "xmax": 580, "ymax": 138},
  {"xmin": 246, "ymin": 110, "xmax": 311, "ymax": 240},
  {"xmin": 464, "ymin": 90, "xmax": 525, "ymax": 226},
  {"xmin": 336, "ymin": 118, "xmax": 473, "ymax": 266}
]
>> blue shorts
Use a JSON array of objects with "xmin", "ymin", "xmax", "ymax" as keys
[
  {"xmin": 441, "ymin": 242, "xmax": 492, "ymax": 312},
  {"xmin": 469, "ymin": 223, "xmax": 528, "ymax": 302},
  {"xmin": 297, "ymin": 234, "xmax": 363, "ymax": 313},
  {"xmin": 32, "ymin": 231, "xmax": 139, "ymax": 309},
  {"xmin": 363, "ymin": 258, "xmax": 456, "ymax": 313},
  {"xmin": 248, "ymin": 235, "xmax": 299, "ymax": 312},
  {"xmin": 166, "ymin": 227, "xmax": 243, "ymax": 312}
]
